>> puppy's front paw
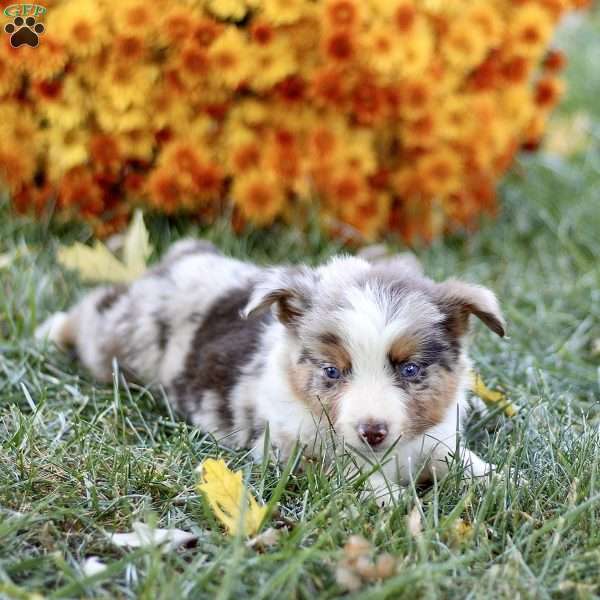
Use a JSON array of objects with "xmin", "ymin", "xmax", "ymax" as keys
[
  {"xmin": 462, "ymin": 450, "xmax": 495, "ymax": 479},
  {"xmin": 361, "ymin": 474, "xmax": 400, "ymax": 508},
  {"xmin": 35, "ymin": 312, "xmax": 71, "ymax": 348}
]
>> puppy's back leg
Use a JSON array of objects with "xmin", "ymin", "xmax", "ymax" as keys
[{"xmin": 36, "ymin": 284, "xmax": 129, "ymax": 382}]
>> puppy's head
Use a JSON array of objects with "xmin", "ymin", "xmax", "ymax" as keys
[{"xmin": 244, "ymin": 256, "xmax": 504, "ymax": 451}]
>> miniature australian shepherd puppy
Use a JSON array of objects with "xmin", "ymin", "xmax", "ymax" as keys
[{"xmin": 37, "ymin": 239, "xmax": 505, "ymax": 504}]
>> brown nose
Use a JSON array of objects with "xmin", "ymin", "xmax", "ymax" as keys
[{"xmin": 357, "ymin": 422, "xmax": 388, "ymax": 447}]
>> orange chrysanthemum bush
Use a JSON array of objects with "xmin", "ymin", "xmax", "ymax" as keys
[{"xmin": 0, "ymin": 0, "xmax": 587, "ymax": 241}]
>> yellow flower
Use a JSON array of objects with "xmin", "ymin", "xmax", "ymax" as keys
[
  {"xmin": 397, "ymin": 18, "xmax": 434, "ymax": 78},
  {"xmin": 99, "ymin": 63, "xmax": 159, "ymax": 111},
  {"xmin": 45, "ymin": 129, "xmax": 90, "ymax": 182},
  {"xmin": 438, "ymin": 95, "xmax": 475, "ymax": 141},
  {"xmin": 204, "ymin": 0, "xmax": 249, "ymax": 21},
  {"xmin": 47, "ymin": 0, "xmax": 108, "ymax": 58},
  {"xmin": 510, "ymin": 4, "xmax": 554, "ymax": 59},
  {"xmin": 364, "ymin": 23, "xmax": 405, "ymax": 78},
  {"xmin": 0, "ymin": 54, "xmax": 18, "ymax": 96},
  {"xmin": 249, "ymin": 40, "xmax": 297, "ymax": 91},
  {"xmin": 96, "ymin": 103, "xmax": 150, "ymax": 133},
  {"xmin": 443, "ymin": 19, "xmax": 488, "ymax": 71},
  {"xmin": 208, "ymin": 27, "xmax": 251, "ymax": 88},
  {"xmin": 261, "ymin": 0, "xmax": 308, "ymax": 25},
  {"xmin": 466, "ymin": 2, "xmax": 505, "ymax": 48},
  {"xmin": 119, "ymin": 129, "xmax": 156, "ymax": 162},
  {"xmin": 110, "ymin": 0, "xmax": 160, "ymax": 35},
  {"xmin": 37, "ymin": 78, "xmax": 88, "ymax": 131},
  {"xmin": 232, "ymin": 170, "xmax": 286, "ymax": 226}
]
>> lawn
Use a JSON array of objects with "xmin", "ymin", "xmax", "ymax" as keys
[{"xmin": 1, "ymin": 12, "xmax": 600, "ymax": 600}]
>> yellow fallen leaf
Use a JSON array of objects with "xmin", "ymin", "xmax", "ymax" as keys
[
  {"xmin": 57, "ymin": 241, "xmax": 132, "ymax": 283},
  {"xmin": 122, "ymin": 210, "xmax": 152, "ymax": 279},
  {"xmin": 471, "ymin": 372, "xmax": 517, "ymax": 418},
  {"xmin": 57, "ymin": 210, "xmax": 152, "ymax": 283},
  {"xmin": 197, "ymin": 458, "xmax": 267, "ymax": 537}
]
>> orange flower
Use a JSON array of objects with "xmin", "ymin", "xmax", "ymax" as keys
[
  {"xmin": 324, "ymin": 0, "xmax": 362, "ymax": 29},
  {"xmin": 58, "ymin": 167, "xmax": 105, "ymax": 219},
  {"xmin": 416, "ymin": 148, "xmax": 463, "ymax": 197},
  {"xmin": 534, "ymin": 76, "xmax": 565, "ymax": 108},
  {"xmin": 178, "ymin": 40, "xmax": 211, "ymax": 81},
  {"xmin": 351, "ymin": 75, "xmax": 385, "ymax": 125},
  {"xmin": 160, "ymin": 7, "xmax": 194, "ymax": 46},
  {"xmin": 343, "ymin": 192, "xmax": 390, "ymax": 242},
  {"xmin": 543, "ymin": 49, "xmax": 567, "ymax": 73},
  {"xmin": 393, "ymin": 1, "xmax": 417, "ymax": 34},
  {"xmin": 311, "ymin": 66, "xmax": 349, "ymax": 108},
  {"xmin": 0, "ymin": 52, "xmax": 18, "ymax": 95},
  {"xmin": 501, "ymin": 55, "xmax": 532, "ymax": 84},
  {"xmin": 0, "ymin": 142, "xmax": 35, "ymax": 193},
  {"xmin": 147, "ymin": 168, "xmax": 185, "ymax": 214},
  {"xmin": 400, "ymin": 77, "xmax": 436, "ymax": 120},
  {"xmin": 322, "ymin": 30, "xmax": 356, "ymax": 63},
  {"xmin": 192, "ymin": 18, "xmax": 223, "ymax": 48},
  {"xmin": 113, "ymin": 35, "xmax": 147, "ymax": 62},
  {"xmin": 232, "ymin": 171, "xmax": 286, "ymax": 226},
  {"xmin": 90, "ymin": 134, "xmax": 122, "ymax": 174}
]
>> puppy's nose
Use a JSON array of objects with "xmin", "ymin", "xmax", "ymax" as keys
[{"xmin": 357, "ymin": 422, "xmax": 388, "ymax": 448}]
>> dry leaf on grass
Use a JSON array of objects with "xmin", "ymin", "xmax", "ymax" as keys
[
  {"xmin": 471, "ymin": 372, "xmax": 517, "ymax": 417},
  {"xmin": 108, "ymin": 521, "xmax": 197, "ymax": 552},
  {"xmin": 197, "ymin": 458, "xmax": 267, "ymax": 537},
  {"xmin": 57, "ymin": 210, "xmax": 152, "ymax": 283},
  {"xmin": 335, "ymin": 535, "xmax": 397, "ymax": 591},
  {"xmin": 407, "ymin": 505, "xmax": 423, "ymax": 539},
  {"xmin": 246, "ymin": 527, "xmax": 280, "ymax": 549}
]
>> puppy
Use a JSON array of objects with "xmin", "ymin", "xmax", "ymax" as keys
[{"xmin": 37, "ymin": 239, "xmax": 505, "ymax": 503}]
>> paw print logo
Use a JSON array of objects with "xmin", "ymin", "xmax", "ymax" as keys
[{"xmin": 4, "ymin": 16, "xmax": 45, "ymax": 48}]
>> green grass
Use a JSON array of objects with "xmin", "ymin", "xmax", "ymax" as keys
[{"xmin": 2, "ymin": 13, "xmax": 600, "ymax": 600}]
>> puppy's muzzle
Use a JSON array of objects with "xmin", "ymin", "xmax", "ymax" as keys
[{"xmin": 357, "ymin": 422, "xmax": 388, "ymax": 448}]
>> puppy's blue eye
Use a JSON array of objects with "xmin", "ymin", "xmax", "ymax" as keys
[
  {"xmin": 323, "ymin": 366, "xmax": 341, "ymax": 380},
  {"xmin": 399, "ymin": 362, "xmax": 421, "ymax": 378}
]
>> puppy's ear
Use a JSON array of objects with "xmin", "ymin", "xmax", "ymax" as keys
[
  {"xmin": 242, "ymin": 267, "xmax": 317, "ymax": 329},
  {"xmin": 437, "ymin": 279, "xmax": 506, "ymax": 337}
]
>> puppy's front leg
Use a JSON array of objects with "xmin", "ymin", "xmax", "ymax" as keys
[
  {"xmin": 425, "ymin": 445, "xmax": 494, "ymax": 482},
  {"xmin": 363, "ymin": 472, "xmax": 401, "ymax": 507}
]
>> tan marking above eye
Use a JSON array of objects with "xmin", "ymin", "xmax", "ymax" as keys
[
  {"xmin": 316, "ymin": 332, "xmax": 352, "ymax": 372},
  {"xmin": 389, "ymin": 335, "xmax": 419, "ymax": 365}
]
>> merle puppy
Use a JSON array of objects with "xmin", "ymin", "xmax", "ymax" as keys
[{"xmin": 37, "ymin": 239, "xmax": 505, "ymax": 503}]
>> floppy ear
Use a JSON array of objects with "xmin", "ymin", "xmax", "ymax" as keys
[
  {"xmin": 242, "ymin": 267, "xmax": 317, "ymax": 330},
  {"xmin": 436, "ymin": 279, "xmax": 506, "ymax": 337}
]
